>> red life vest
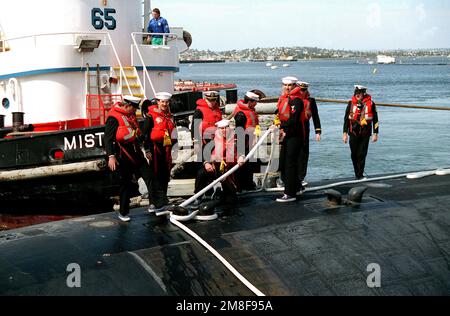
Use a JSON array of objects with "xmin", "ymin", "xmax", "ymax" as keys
[
  {"xmin": 107, "ymin": 104, "xmax": 141, "ymax": 144},
  {"xmin": 196, "ymin": 99, "xmax": 222, "ymax": 139},
  {"xmin": 277, "ymin": 87, "xmax": 303, "ymax": 122},
  {"xmin": 349, "ymin": 94, "xmax": 374, "ymax": 128},
  {"xmin": 235, "ymin": 100, "xmax": 259, "ymax": 129},
  {"xmin": 148, "ymin": 105, "xmax": 175, "ymax": 145},
  {"xmin": 212, "ymin": 131, "xmax": 237, "ymax": 164},
  {"xmin": 297, "ymin": 89, "xmax": 313, "ymax": 122}
]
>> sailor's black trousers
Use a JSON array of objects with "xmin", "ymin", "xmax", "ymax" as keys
[{"xmin": 349, "ymin": 135, "xmax": 370, "ymax": 179}]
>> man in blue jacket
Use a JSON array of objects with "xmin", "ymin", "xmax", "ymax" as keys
[{"xmin": 146, "ymin": 8, "xmax": 170, "ymax": 45}]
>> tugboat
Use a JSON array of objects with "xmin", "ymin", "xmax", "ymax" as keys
[{"xmin": 0, "ymin": 0, "xmax": 194, "ymax": 207}]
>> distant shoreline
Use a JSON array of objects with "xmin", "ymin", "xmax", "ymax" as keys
[
  {"xmin": 180, "ymin": 60, "xmax": 226, "ymax": 64},
  {"xmin": 180, "ymin": 56, "xmax": 450, "ymax": 64}
]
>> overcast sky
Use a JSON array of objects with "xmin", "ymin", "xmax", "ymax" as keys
[{"xmin": 150, "ymin": 0, "xmax": 450, "ymax": 51}]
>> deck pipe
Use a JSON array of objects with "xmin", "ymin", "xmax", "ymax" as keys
[{"xmin": 12, "ymin": 112, "xmax": 25, "ymax": 132}]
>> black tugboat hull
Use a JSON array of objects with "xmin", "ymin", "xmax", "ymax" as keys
[{"xmin": 0, "ymin": 126, "xmax": 120, "ymax": 209}]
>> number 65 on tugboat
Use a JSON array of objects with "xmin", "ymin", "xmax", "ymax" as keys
[{"xmin": 0, "ymin": 0, "xmax": 192, "ymax": 207}]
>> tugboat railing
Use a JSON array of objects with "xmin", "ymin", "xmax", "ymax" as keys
[
  {"xmin": 1, "ymin": 31, "xmax": 134, "ymax": 96},
  {"xmin": 130, "ymin": 32, "xmax": 179, "ymax": 98},
  {"xmin": 2, "ymin": 32, "xmax": 108, "ymax": 48}
]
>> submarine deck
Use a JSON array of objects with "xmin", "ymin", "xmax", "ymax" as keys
[{"xmin": 1, "ymin": 173, "xmax": 449, "ymax": 296}]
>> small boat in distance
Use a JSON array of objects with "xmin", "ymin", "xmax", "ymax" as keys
[
  {"xmin": 266, "ymin": 62, "xmax": 273, "ymax": 67},
  {"xmin": 282, "ymin": 64, "xmax": 290, "ymax": 68},
  {"xmin": 377, "ymin": 55, "xmax": 396, "ymax": 64}
]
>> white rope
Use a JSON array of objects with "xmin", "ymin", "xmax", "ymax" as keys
[
  {"xmin": 264, "ymin": 168, "xmax": 449, "ymax": 193},
  {"xmin": 166, "ymin": 128, "xmax": 275, "ymax": 297},
  {"xmin": 180, "ymin": 128, "xmax": 274, "ymax": 208},
  {"xmin": 170, "ymin": 217, "xmax": 265, "ymax": 296}
]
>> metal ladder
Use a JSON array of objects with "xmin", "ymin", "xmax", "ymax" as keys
[
  {"xmin": 111, "ymin": 66, "xmax": 145, "ymax": 98},
  {"xmin": 86, "ymin": 63, "xmax": 101, "ymax": 95}
]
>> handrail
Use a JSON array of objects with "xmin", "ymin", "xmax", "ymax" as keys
[
  {"xmin": 1, "ymin": 31, "xmax": 133, "ymax": 95},
  {"xmin": 105, "ymin": 33, "xmax": 133, "ymax": 96},
  {"xmin": 2, "ymin": 31, "xmax": 109, "ymax": 46},
  {"xmin": 260, "ymin": 97, "xmax": 450, "ymax": 111},
  {"xmin": 130, "ymin": 32, "xmax": 179, "ymax": 98},
  {"xmin": 130, "ymin": 32, "xmax": 157, "ymax": 98},
  {"xmin": 8, "ymin": 78, "xmax": 22, "ymax": 112},
  {"xmin": 138, "ymin": 31, "xmax": 178, "ymax": 46}
]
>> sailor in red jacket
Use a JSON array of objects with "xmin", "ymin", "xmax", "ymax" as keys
[
  {"xmin": 105, "ymin": 96, "xmax": 168, "ymax": 222},
  {"xmin": 191, "ymin": 90, "xmax": 223, "ymax": 148},
  {"xmin": 343, "ymin": 85, "xmax": 379, "ymax": 180},
  {"xmin": 234, "ymin": 91, "xmax": 261, "ymax": 192},
  {"xmin": 143, "ymin": 92, "xmax": 176, "ymax": 204},
  {"xmin": 193, "ymin": 119, "xmax": 245, "ymax": 209}
]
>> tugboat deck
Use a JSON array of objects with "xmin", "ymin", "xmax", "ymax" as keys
[{"xmin": 1, "ymin": 173, "xmax": 449, "ymax": 296}]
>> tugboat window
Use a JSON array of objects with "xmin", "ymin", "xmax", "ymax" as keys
[{"xmin": 2, "ymin": 98, "xmax": 9, "ymax": 109}]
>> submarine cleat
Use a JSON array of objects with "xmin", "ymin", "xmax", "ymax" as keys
[
  {"xmin": 164, "ymin": 204, "xmax": 200, "ymax": 222},
  {"xmin": 194, "ymin": 200, "xmax": 220, "ymax": 221},
  {"xmin": 324, "ymin": 189, "xmax": 343, "ymax": 205},
  {"xmin": 347, "ymin": 186, "xmax": 369, "ymax": 205}
]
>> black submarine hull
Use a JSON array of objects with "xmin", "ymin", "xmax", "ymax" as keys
[{"xmin": 1, "ymin": 173, "xmax": 449, "ymax": 296}]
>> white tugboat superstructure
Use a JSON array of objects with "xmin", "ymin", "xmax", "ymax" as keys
[
  {"xmin": 0, "ymin": 0, "xmax": 192, "ymax": 207},
  {"xmin": 0, "ymin": 0, "xmax": 188, "ymax": 129}
]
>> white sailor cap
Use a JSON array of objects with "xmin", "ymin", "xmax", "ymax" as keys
[
  {"xmin": 354, "ymin": 85, "xmax": 368, "ymax": 91},
  {"xmin": 123, "ymin": 95, "xmax": 142, "ymax": 108},
  {"xmin": 215, "ymin": 119, "xmax": 230, "ymax": 128},
  {"xmin": 155, "ymin": 92, "xmax": 172, "ymax": 100},
  {"xmin": 282, "ymin": 76, "xmax": 299, "ymax": 85},
  {"xmin": 245, "ymin": 91, "xmax": 260, "ymax": 101},
  {"xmin": 204, "ymin": 91, "xmax": 220, "ymax": 97},
  {"xmin": 297, "ymin": 81, "xmax": 310, "ymax": 88}
]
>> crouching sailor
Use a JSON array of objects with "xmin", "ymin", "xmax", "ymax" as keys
[
  {"xmin": 105, "ymin": 96, "xmax": 168, "ymax": 222},
  {"xmin": 143, "ymin": 92, "xmax": 176, "ymax": 210},
  {"xmin": 343, "ymin": 85, "xmax": 379, "ymax": 180},
  {"xmin": 193, "ymin": 119, "xmax": 245, "ymax": 211}
]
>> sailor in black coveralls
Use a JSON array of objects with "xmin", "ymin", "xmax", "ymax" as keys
[
  {"xmin": 105, "ymin": 96, "xmax": 167, "ymax": 222},
  {"xmin": 274, "ymin": 76, "xmax": 306, "ymax": 203},
  {"xmin": 343, "ymin": 85, "xmax": 379, "ymax": 180},
  {"xmin": 295, "ymin": 81, "xmax": 322, "ymax": 187},
  {"xmin": 233, "ymin": 91, "xmax": 261, "ymax": 192}
]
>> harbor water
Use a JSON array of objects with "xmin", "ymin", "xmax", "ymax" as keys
[
  {"xmin": 1, "ymin": 57, "xmax": 449, "ymax": 230},
  {"xmin": 176, "ymin": 57, "xmax": 450, "ymax": 182}
]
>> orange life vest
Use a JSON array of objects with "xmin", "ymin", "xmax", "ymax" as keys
[
  {"xmin": 212, "ymin": 131, "xmax": 237, "ymax": 164},
  {"xmin": 107, "ymin": 104, "xmax": 141, "ymax": 144},
  {"xmin": 277, "ymin": 87, "xmax": 303, "ymax": 122},
  {"xmin": 148, "ymin": 105, "xmax": 175, "ymax": 145},
  {"xmin": 297, "ymin": 89, "xmax": 313, "ymax": 122},
  {"xmin": 196, "ymin": 99, "xmax": 222, "ymax": 139},
  {"xmin": 349, "ymin": 94, "xmax": 374, "ymax": 128},
  {"xmin": 235, "ymin": 100, "xmax": 259, "ymax": 129}
]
